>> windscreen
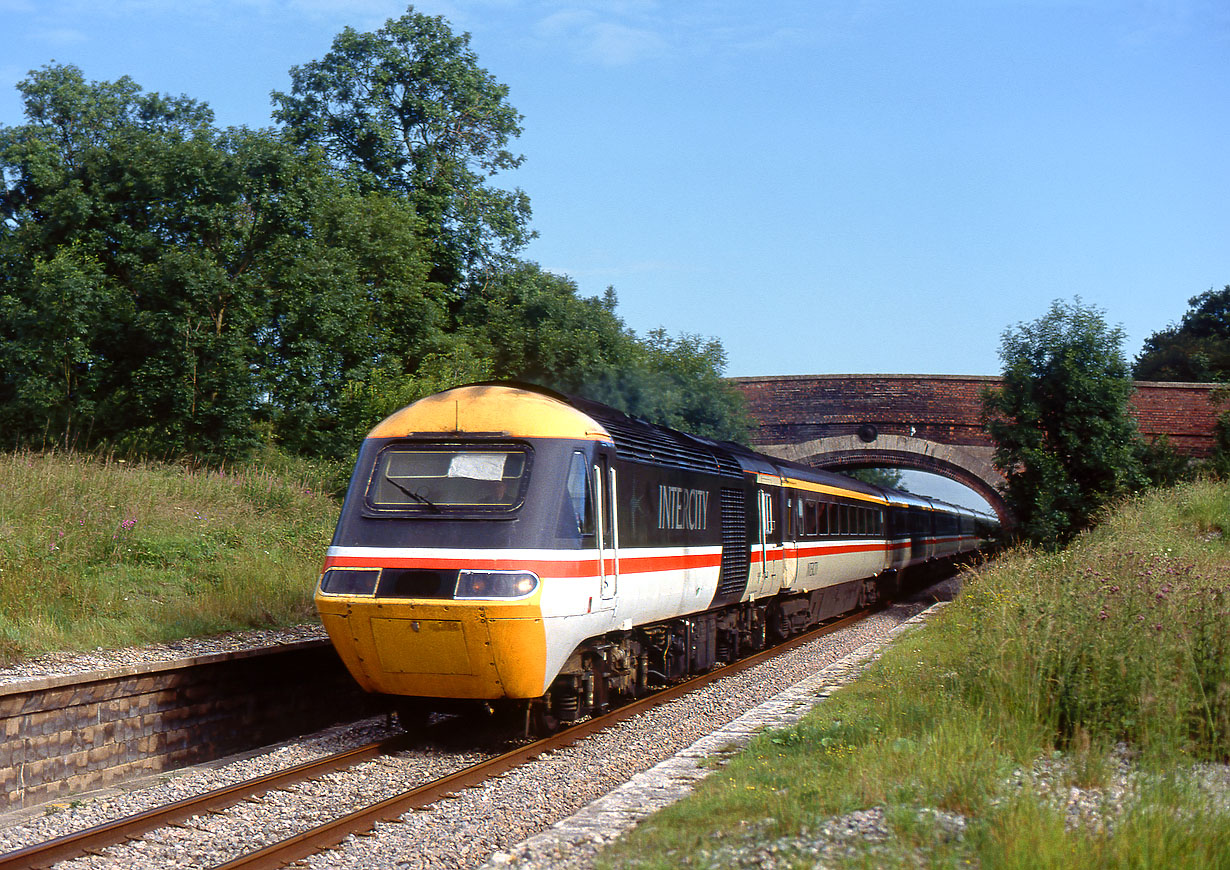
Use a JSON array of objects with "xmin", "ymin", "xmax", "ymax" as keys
[{"xmin": 368, "ymin": 447, "xmax": 528, "ymax": 511}]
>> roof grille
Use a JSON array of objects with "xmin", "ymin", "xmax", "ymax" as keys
[{"xmin": 600, "ymin": 418, "xmax": 725, "ymax": 473}]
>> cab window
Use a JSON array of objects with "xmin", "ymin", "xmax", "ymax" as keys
[
  {"xmin": 368, "ymin": 447, "xmax": 528, "ymax": 511},
  {"xmin": 566, "ymin": 450, "xmax": 594, "ymax": 534}
]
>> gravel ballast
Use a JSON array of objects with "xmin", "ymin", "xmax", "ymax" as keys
[
  {"xmin": 5, "ymin": 577, "xmax": 1225, "ymax": 870},
  {"xmin": 0, "ymin": 591, "xmax": 947, "ymax": 869}
]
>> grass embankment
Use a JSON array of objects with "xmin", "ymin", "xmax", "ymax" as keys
[
  {"xmin": 601, "ymin": 481, "xmax": 1230, "ymax": 869},
  {"xmin": 0, "ymin": 450, "xmax": 348, "ymax": 665}
]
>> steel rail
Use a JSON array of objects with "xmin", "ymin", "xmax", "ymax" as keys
[
  {"xmin": 212, "ymin": 609, "xmax": 872, "ymax": 870},
  {"xmin": 0, "ymin": 733, "xmax": 415, "ymax": 870}
]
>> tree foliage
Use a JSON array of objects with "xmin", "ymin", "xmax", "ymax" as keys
[
  {"xmin": 844, "ymin": 467, "xmax": 906, "ymax": 490},
  {"xmin": 455, "ymin": 266, "xmax": 750, "ymax": 442},
  {"xmin": 272, "ymin": 6, "xmax": 532, "ymax": 285},
  {"xmin": 982, "ymin": 299, "xmax": 1145, "ymax": 545},
  {"xmin": 1134, "ymin": 285, "xmax": 1230, "ymax": 383},
  {"xmin": 1132, "ymin": 285, "xmax": 1230, "ymax": 475},
  {"xmin": 0, "ymin": 64, "xmax": 441, "ymax": 459},
  {"xmin": 1, "ymin": 8, "xmax": 745, "ymax": 463}
]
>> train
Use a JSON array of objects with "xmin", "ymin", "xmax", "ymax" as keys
[{"xmin": 315, "ymin": 383, "xmax": 999, "ymax": 730}]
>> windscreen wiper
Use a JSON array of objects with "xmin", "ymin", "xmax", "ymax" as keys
[{"xmin": 386, "ymin": 477, "xmax": 442, "ymax": 512}]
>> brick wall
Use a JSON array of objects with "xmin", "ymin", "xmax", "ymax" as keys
[
  {"xmin": 732, "ymin": 375, "xmax": 1221, "ymax": 457},
  {"xmin": 1131, "ymin": 382, "xmax": 1223, "ymax": 454},
  {"xmin": 0, "ymin": 641, "xmax": 385, "ymax": 810}
]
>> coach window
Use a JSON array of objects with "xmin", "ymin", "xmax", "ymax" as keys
[{"xmin": 566, "ymin": 451, "xmax": 594, "ymax": 536}]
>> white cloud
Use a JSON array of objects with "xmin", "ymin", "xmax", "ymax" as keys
[{"xmin": 529, "ymin": 1, "xmax": 831, "ymax": 68}]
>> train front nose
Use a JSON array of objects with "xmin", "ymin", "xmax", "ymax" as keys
[{"xmin": 315, "ymin": 567, "xmax": 549, "ymax": 700}]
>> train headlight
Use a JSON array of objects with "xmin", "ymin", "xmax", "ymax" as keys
[
  {"xmin": 319, "ymin": 568, "xmax": 380, "ymax": 596},
  {"xmin": 455, "ymin": 570, "xmax": 540, "ymax": 600}
]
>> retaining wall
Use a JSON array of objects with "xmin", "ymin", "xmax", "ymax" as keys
[{"xmin": 0, "ymin": 640, "xmax": 384, "ymax": 810}]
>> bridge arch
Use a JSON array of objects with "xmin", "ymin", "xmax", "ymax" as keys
[
  {"xmin": 733, "ymin": 373, "xmax": 1224, "ymax": 533},
  {"xmin": 755, "ymin": 434, "xmax": 1011, "ymax": 526}
]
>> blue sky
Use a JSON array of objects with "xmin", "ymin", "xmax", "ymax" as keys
[
  {"xmin": 2, "ymin": 0, "xmax": 1226, "ymax": 384},
  {"xmin": 6, "ymin": 0, "xmax": 1225, "ymax": 509},
  {"xmin": 7, "ymin": 0, "xmax": 1220, "ymax": 509}
]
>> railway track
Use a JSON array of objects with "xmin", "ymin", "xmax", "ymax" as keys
[{"xmin": 0, "ymin": 609, "xmax": 872, "ymax": 870}]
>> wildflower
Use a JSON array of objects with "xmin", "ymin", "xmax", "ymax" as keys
[{"xmin": 1098, "ymin": 609, "xmax": 1108, "ymax": 620}]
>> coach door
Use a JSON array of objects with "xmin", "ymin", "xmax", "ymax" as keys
[
  {"xmin": 781, "ymin": 495, "xmax": 799, "ymax": 589},
  {"xmin": 756, "ymin": 488, "xmax": 779, "ymax": 595},
  {"xmin": 594, "ymin": 454, "xmax": 619, "ymax": 604}
]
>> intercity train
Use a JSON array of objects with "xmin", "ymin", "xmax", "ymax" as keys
[{"xmin": 315, "ymin": 383, "xmax": 998, "ymax": 729}]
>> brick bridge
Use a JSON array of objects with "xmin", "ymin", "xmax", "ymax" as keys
[{"xmin": 731, "ymin": 374, "xmax": 1223, "ymax": 523}]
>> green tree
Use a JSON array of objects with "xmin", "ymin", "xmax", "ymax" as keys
[
  {"xmin": 454, "ymin": 264, "xmax": 749, "ymax": 442},
  {"xmin": 456, "ymin": 263, "xmax": 629, "ymax": 386},
  {"xmin": 0, "ymin": 243, "xmax": 109, "ymax": 446},
  {"xmin": 253, "ymin": 183, "xmax": 442, "ymax": 457},
  {"xmin": 0, "ymin": 64, "xmax": 441, "ymax": 459},
  {"xmin": 272, "ymin": 5, "xmax": 532, "ymax": 285},
  {"xmin": 1133, "ymin": 286, "xmax": 1230, "ymax": 475},
  {"xmin": 1134, "ymin": 285, "xmax": 1230, "ymax": 382},
  {"xmin": 844, "ymin": 467, "xmax": 906, "ymax": 490},
  {"xmin": 0, "ymin": 64, "xmax": 259, "ymax": 456},
  {"xmin": 579, "ymin": 328, "xmax": 751, "ymax": 443},
  {"xmin": 981, "ymin": 299, "xmax": 1145, "ymax": 545}
]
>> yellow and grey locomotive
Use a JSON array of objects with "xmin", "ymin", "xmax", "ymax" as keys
[{"xmin": 315, "ymin": 383, "xmax": 997, "ymax": 727}]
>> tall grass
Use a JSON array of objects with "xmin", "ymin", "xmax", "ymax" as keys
[
  {"xmin": 956, "ymin": 481, "xmax": 1229, "ymax": 762},
  {"xmin": 597, "ymin": 479, "xmax": 1230, "ymax": 869},
  {"xmin": 0, "ymin": 448, "xmax": 348, "ymax": 664}
]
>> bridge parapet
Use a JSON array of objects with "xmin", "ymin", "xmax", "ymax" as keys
[{"xmin": 733, "ymin": 374, "xmax": 1225, "ymax": 526}]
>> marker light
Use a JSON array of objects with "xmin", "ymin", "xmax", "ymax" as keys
[{"xmin": 319, "ymin": 568, "xmax": 380, "ymax": 596}]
